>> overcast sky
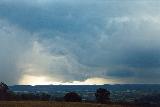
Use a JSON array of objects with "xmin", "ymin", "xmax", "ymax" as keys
[{"xmin": 0, "ymin": 0, "xmax": 160, "ymax": 85}]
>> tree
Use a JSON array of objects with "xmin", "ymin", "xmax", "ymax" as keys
[
  {"xmin": 0, "ymin": 82, "xmax": 10, "ymax": 100},
  {"xmin": 95, "ymin": 88, "xmax": 110, "ymax": 103},
  {"xmin": 64, "ymin": 92, "xmax": 82, "ymax": 102},
  {"xmin": 0, "ymin": 82, "xmax": 9, "ymax": 93}
]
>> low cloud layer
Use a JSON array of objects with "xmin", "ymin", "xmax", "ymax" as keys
[{"xmin": 0, "ymin": 0, "xmax": 160, "ymax": 85}]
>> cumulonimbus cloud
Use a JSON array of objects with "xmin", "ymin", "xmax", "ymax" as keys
[{"xmin": 1, "ymin": 0, "xmax": 160, "ymax": 85}]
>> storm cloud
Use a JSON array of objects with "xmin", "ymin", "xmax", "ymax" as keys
[{"xmin": 0, "ymin": 0, "xmax": 160, "ymax": 84}]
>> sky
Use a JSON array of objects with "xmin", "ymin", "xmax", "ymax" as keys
[{"xmin": 0, "ymin": 0, "xmax": 160, "ymax": 85}]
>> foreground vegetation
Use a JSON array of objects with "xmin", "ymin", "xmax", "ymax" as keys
[
  {"xmin": 0, "ymin": 82, "xmax": 159, "ymax": 106},
  {"xmin": 0, "ymin": 101, "xmax": 143, "ymax": 107}
]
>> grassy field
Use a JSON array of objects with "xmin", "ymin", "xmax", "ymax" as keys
[{"xmin": 0, "ymin": 101, "xmax": 143, "ymax": 107}]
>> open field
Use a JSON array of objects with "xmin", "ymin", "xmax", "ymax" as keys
[{"xmin": 0, "ymin": 101, "xmax": 146, "ymax": 107}]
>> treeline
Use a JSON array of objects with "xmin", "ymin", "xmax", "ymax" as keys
[
  {"xmin": 1, "ymin": 82, "xmax": 160, "ymax": 106},
  {"xmin": 0, "ymin": 82, "xmax": 110, "ymax": 103}
]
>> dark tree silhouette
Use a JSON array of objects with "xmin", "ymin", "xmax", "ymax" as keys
[
  {"xmin": 0, "ymin": 82, "xmax": 9, "ymax": 93},
  {"xmin": 0, "ymin": 82, "xmax": 10, "ymax": 100},
  {"xmin": 64, "ymin": 92, "xmax": 82, "ymax": 102},
  {"xmin": 95, "ymin": 88, "xmax": 110, "ymax": 103}
]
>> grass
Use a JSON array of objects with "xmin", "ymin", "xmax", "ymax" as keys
[{"xmin": 0, "ymin": 101, "xmax": 143, "ymax": 107}]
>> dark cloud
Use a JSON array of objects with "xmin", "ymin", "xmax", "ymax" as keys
[
  {"xmin": 106, "ymin": 70, "xmax": 135, "ymax": 78},
  {"xmin": 0, "ymin": 0, "xmax": 160, "ymax": 84}
]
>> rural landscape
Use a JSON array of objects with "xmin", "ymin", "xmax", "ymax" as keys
[
  {"xmin": 0, "ymin": 82, "xmax": 160, "ymax": 107},
  {"xmin": 1, "ymin": 0, "xmax": 160, "ymax": 107}
]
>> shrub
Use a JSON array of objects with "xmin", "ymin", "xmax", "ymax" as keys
[
  {"xmin": 95, "ymin": 88, "xmax": 110, "ymax": 103},
  {"xmin": 64, "ymin": 92, "xmax": 82, "ymax": 102}
]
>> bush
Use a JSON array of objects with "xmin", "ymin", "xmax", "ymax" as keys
[
  {"xmin": 95, "ymin": 88, "xmax": 110, "ymax": 103},
  {"xmin": 64, "ymin": 92, "xmax": 82, "ymax": 102}
]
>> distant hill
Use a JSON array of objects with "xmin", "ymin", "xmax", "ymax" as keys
[{"xmin": 9, "ymin": 84, "xmax": 160, "ymax": 93}]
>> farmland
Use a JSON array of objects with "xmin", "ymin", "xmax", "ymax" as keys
[{"xmin": 0, "ymin": 101, "xmax": 141, "ymax": 107}]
